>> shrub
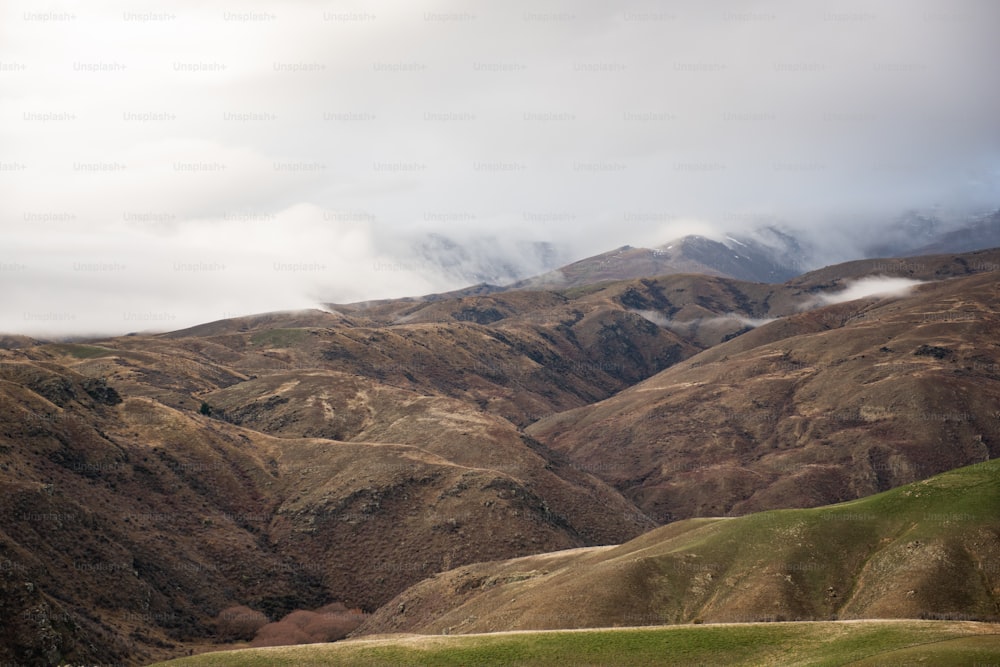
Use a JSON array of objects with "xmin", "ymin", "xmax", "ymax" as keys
[
  {"xmin": 250, "ymin": 621, "xmax": 312, "ymax": 647},
  {"xmin": 249, "ymin": 602, "xmax": 370, "ymax": 647},
  {"xmin": 214, "ymin": 605, "xmax": 268, "ymax": 641}
]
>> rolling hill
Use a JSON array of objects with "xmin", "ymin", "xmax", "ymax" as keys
[
  {"xmin": 357, "ymin": 458, "xmax": 1000, "ymax": 634},
  {"xmin": 0, "ymin": 360, "xmax": 649, "ymax": 665}
]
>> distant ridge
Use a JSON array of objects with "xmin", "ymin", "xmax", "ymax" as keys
[{"xmin": 512, "ymin": 229, "xmax": 806, "ymax": 289}]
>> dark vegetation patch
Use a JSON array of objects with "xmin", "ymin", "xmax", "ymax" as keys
[{"xmin": 914, "ymin": 344, "xmax": 953, "ymax": 359}]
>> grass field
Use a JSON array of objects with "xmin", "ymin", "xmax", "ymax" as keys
[{"xmin": 151, "ymin": 620, "xmax": 1000, "ymax": 666}]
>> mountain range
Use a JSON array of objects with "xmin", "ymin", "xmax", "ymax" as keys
[
  {"xmin": 1, "ymin": 241, "xmax": 999, "ymax": 664},
  {"xmin": 400, "ymin": 208, "xmax": 999, "ymax": 292}
]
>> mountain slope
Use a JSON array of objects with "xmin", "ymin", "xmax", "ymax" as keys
[
  {"xmin": 91, "ymin": 296, "xmax": 692, "ymax": 430},
  {"xmin": 863, "ymin": 208, "xmax": 1000, "ymax": 258},
  {"xmin": 512, "ymin": 231, "xmax": 804, "ymax": 290},
  {"xmin": 912, "ymin": 210, "xmax": 1000, "ymax": 255},
  {"xmin": 500, "ymin": 212, "xmax": 1000, "ymax": 293},
  {"xmin": 3, "ymin": 247, "xmax": 1000, "ymax": 663},
  {"xmin": 357, "ymin": 458, "xmax": 1000, "ymax": 635},
  {"xmin": 0, "ymin": 359, "xmax": 650, "ymax": 665},
  {"xmin": 527, "ymin": 269, "xmax": 1000, "ymax": 522},
  {"xmin": 331, "ymin": 247, "xmax": 1000, "ymax": 355}
]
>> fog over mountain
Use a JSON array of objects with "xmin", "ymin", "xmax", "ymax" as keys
[{"xmin": 1, "ymin": 0, "xmax": 998, "ymax": 335}]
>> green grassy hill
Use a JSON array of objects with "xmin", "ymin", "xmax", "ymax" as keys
[
  {"xmin": 151, "ymin": 621, "xmax": 1000, "ymax": 667},
  {"xmin": 356, "ymin": 458, "xmax": 1000, "ymax": 635},
  {"xmin": 152, "ymin": 459, "xmax": 1000, "ymax": 666}
]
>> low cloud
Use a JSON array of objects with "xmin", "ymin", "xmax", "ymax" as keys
[
  {"xmin": 704, "ymin": 314, "xmax": 778, "ymax": 328},
  {"xmin": 809, "ymin": 277, "xmax": 925, "ymax": 307},
  {"xmin": 2, "ymin": 0, "xmax": 996, "ymax": 336},
  {"xmin": 632, "ymin": 309, "xmax": 673, "ymax": 328},
  {"xmin": 1, "ymin": 205, "xmax": 456, "ymax": 337},
  {"xmin": 632, "ymin": 310, "xmax": 777, "ymax": 332}
]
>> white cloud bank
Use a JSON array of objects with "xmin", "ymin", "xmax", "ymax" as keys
[
  {"xmin": 811, "ymin": 277, "xmax": 925, "ymax": 306},
  {"xmin": 633, "ymin": 310, "xmax": 777, "ymax": 333},
  {"xmin": 632, "ymin": 277, "xmax": 923, "ymax": 335}
]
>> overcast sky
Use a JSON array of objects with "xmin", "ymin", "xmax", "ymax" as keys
[{"xmin": 2, "ymin": 0, "xmax": 998, "ymax": 336}]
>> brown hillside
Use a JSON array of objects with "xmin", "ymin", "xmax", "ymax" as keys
[
  {"xmin": 2, "ymin": 247, "xmax": 1000, "ymax": 663},
  {"xmin": 63, "ymin": 307, "xmax": 690, "ymax": 430},
  {"xmin": 0, "ymin": 359, "xmax": 648, "ymax": 664},
  {"xmin": 528, "ymin": 271, "xmax": 1000, "ymax": 521}
]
